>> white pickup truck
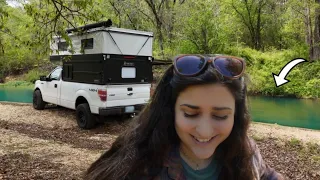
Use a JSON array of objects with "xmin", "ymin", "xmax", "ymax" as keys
[{"xmin": 33, "ymin": 66, "xmax": 150, "ymax": 129}]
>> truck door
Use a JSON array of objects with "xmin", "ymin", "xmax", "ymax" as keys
[{"xmin": 43, "ymin": 67, "xmax": 62, "ymax": 105}]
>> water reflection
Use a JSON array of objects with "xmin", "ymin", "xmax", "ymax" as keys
[{"xmin": 248, "ymin": 96, "xmax": 320, "ymax": 130}]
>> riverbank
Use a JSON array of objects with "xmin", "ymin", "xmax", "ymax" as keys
[
  {"xmin": 0, "ymin": 81, "xmax": 33, "ymax": 88},
  {"xmin": 0, "ymin": 102, "xmax": 319, "ymax": 179}
]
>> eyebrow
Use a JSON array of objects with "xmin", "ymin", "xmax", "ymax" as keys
[{"xmin": 180, "ymin": 104, "xmax": 232, "ymax": 111}]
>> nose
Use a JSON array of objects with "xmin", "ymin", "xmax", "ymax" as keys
[{"xmin": 195, "ymin": 118, "xmax": 214, "ymax": 138}]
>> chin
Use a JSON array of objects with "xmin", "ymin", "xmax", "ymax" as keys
[{"xmin": 192, "ymin": 147, "xmax": 216, "ymax": 160}]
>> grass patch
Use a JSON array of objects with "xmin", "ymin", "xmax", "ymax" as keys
[
  {"xmin": 311, "ymin": 155, "xmax": 320, "ymax": 163},
  {"xmin": 251, "ymin": 134, "xmax": 265, "ymax": 142},
  {"xmin": 287, "ymin": 137, "xmax": 302, "ymax": 147},
  {"xmin": 0, "ymin": 81, "xmax": 33, "ymax": 88},
  {"xmin": 306, "ymin": 142, "xmax": 320, "ymax": 154},
  {"xmin": 0, "ymin": 68, "xmax": 49, "ymax": 88}
]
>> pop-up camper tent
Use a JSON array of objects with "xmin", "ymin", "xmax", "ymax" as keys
[{"xmin": 49, "ymin": 20, "xmax": 154, "ymax": 85}]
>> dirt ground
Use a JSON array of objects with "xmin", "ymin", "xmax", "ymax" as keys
[{"xmin": 0, "ymin": 102, "xmax": 319, "ymax": 180}]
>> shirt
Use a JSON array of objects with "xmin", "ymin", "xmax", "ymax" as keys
[
  {"xmin": 141, "ymin": 138, "xmax": 285, "ymax": 180},
  {"xmin": 180, "ymin": 151, "xmax": 221, "ymax": 180}
]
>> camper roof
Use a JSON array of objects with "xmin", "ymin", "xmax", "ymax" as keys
[
  {"xmin": 53, "ymin": 27, "xmax": 153, "ymax": 39},
  {"xmin": 53, "ymin": 20, "xmax": 153, "ymax": 38}
]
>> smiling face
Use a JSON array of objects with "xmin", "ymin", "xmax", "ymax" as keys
[{"xmin": 174, "ymin": 83, "xmax": 235, "ymax": 160}]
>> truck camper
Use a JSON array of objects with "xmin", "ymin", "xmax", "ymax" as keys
[{"xmin": 33, "ymin": 20, "xmax": 154, "ymax": 129}]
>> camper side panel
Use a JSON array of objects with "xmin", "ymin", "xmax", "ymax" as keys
[
  {"xmin": 102, "ymin": 31, "xmax": 153, "ymax": 56},
  {"xmin": 62, "ymin": 54, "xmax": 104, "ymax": 84},
  {"xmin": 50, "ymin": 31, "xmax": 104, "ymax": 56}
]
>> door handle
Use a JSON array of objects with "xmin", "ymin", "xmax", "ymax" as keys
[
  {"xmin": 54, "ymin": 84, "xmax": 57, "ymax": 88},
  {"xmin": 127, "ymin": 93, "xmax": 133, "ymax": 96}
]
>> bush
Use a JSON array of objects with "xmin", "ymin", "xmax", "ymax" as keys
[
  {"xmin": 222, "ymin": 46, "xmax": 316, "ymax": 98},
  {"xmin": 23, "ymin": 69, "xmax": 50, "ymax": 84}
]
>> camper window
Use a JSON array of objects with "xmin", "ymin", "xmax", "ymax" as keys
[
  {"xmin": 58, "ymin": 42, "xmax": 68, "ymax": 51},
  {"xmin": 121, "ymin": 67, "xmax": 136, "ymax": 78},
  {"xmin": 81, "ymin": 38, "xmax": 94, "ymax": 49},
  {"xmin": 63, "ymin": 64, "xmax": 73, "ymax": 80}
]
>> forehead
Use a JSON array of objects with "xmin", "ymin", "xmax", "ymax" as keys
[{"xmin": 176, "ymin": 83, "xmax": 235, "ymax": 109}]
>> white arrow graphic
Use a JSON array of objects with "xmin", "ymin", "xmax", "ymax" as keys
[{"xmin": 272, "ymin": 58, "xmax": 307, "ymax": 87}]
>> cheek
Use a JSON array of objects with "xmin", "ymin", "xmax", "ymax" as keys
[
  {"xmin": 175, "ymin": 113, "xmax": 195, "ymax": 135},
  {"xmin": 215, "ymin": 117, "xmax": 234, "ymax": 136}
]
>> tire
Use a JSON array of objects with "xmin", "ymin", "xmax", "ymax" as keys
[
  {"xmin": 33, "ymin": 90, "xmax": 46, "ymax": 110},
  {"xmin": 76, "ymin": 103, "xmax": 97, "ymax": 129}
]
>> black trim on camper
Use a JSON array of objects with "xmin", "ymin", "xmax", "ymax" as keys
[
  {"xmin": 64, "ymin": 19, "xmax": 153, "ymax": 37},
  {"xmin": 66, "ymin": 19, "xmax": 113, "ymax": 33},
  {"xmin": 102, "ymin": 30, "xmax": 153, "ymax": 37},
  {"xmin": 54, "ymin": 53, "xmax": 153, "ymax": 85}
]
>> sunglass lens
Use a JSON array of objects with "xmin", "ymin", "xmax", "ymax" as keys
[
  {"xmin": 214, "ymin": 57, "xmax": 243, "ymax": 77},
  {"xmin": 175, "ymin": 56, "xmax": 206, "ymax": 75}
]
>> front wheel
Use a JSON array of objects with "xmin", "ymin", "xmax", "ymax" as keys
[
  {"xmin": 76, "ymin": 103, "xmax": 97, "ymax": 129},
  {"xmin": 33, "ymin": 90, "xmax": 46, "ymax": 110}
]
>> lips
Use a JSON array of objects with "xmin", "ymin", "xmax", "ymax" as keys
[{"xmin": 191, "ymin": 135, "xmax": 217, "ymax": 144}]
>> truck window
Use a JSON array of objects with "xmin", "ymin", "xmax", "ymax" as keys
[{"xmin": 50, "ymin": 68, "xmax": 62, "ymax": 80}]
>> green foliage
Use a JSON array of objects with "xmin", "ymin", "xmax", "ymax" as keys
[
  {"xmin": 23, "ymin": 69, "xmax": 49, "ymax": 84},
  {"xmin": 222, "ymin": 45, "xmax": 319, "ymax": 98},
  {"xmin": 0, "ymin": 0, "xmax": 319, "ymax": 99}
]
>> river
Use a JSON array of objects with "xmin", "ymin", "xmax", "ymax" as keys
[{"xmin": 0, "ymin": 87, "xmax": 319, "ymax": 130}]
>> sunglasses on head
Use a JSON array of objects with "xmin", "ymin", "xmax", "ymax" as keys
[{"xmin": 173, "ymin": 54, "xmax": 245, "ymax": 79}]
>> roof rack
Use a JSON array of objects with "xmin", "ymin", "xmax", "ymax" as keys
[{"xmin": 65, "ymin": 19, "xmax": 112, "ymax": 33}]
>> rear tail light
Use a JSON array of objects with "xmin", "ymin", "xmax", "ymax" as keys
[
  {"xmin": 98, "ymin": 89, "xmax": 107, "ymax": 101},
  {"xmin": 124, "ymin": 56, "xmax": 135, "ymax": 59}
]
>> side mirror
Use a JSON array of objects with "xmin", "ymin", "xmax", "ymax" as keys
[
  {"xmin": 40, "ymin": 76, "xmax": 46, "ymax": 81},
  {"xmin": 40, "ymin": 76, "xmax": 51, "ymax": 81}
]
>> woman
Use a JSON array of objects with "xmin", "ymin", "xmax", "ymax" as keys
[{"xmin": 85, "ymin": 54, "xmax": 284, "ymax": 180}]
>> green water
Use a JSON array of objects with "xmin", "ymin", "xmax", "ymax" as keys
[
  {"xmin": 0, "ymin": 87, "xmax": 33, "ymax": 103},
  {"xmin": 0, "ymin": 87, "xmax": 319, "ymax": 130},
  {"xmin": 248, "ymin": 96, "xmax": 320, "ymax": 130}
]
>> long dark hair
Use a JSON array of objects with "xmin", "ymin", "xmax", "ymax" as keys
[{"xmin": 85, "ymin": 64, "xmax": 255, "ymax": 180}]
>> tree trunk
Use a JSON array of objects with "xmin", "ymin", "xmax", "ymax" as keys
[
  {"xmin": 144, "ymin": 0, "xmax": 165, "ymax": 58},
  {"xmin": 256, "ymin": 3, "xmax": 262, "ymax": 50},
  {"xmin": 312, "ymin": 0, "xmax": 320, "ymax": 61},
  {"xmin": 305, "ymin": 1, "xmax": 314, "ymax": 61}
]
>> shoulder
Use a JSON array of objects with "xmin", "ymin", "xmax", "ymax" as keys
[
  {"xmin": 143, "ymin": 146, "xmax": 185, "ymax": 180},
  {"xmin": 249, "ymin": 138, "xmax": 286, "ymax": 180}
]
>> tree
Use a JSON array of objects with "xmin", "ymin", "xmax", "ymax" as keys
[
  {"xmin": 0, "ymin": 0, "xmax": 9, "ymax": 55},
  {"xmin": 142, "ymin": 0, "xmax": 186, "ymax": 58},
  {"xmin": 176, "ymin": 0, "xmax": 227, "ymax": 54},
  {"xmin": 231, "ymin": 0, "xmax": 268, "ymax": 50},
  {"xmin": 23, "ymin": 0, "xmax": 101, "ymax": 55}
]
